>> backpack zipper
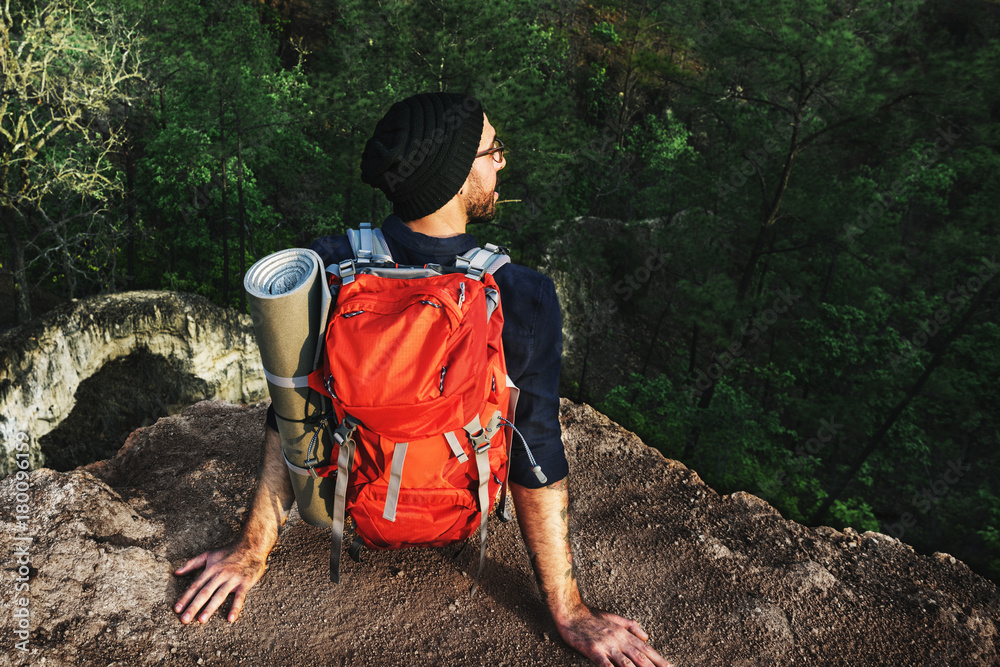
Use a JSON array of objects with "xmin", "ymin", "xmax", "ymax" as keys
[{"xmin": 458, "ymin": 282, "xmax": 466, "ymax": 309}]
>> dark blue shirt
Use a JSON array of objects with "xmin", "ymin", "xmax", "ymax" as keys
[{"xmin": 307, "ymin": 216, "xmax": 567, "ymax": 489}]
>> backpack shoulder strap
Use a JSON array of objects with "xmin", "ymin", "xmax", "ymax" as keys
[
  {"xmin": 339, "ymin": 223, "xmax": 393, "ymax": 284},
  {"xmin": 455, "ymin": 243, "xmax": 510, "ymax": 280},
  {"xmin": 347, "ymin": 222, "xmax": 393, "ymax": 263}
]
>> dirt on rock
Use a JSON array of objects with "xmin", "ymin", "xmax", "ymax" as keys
[{"xmin": 1, "ymin": 399, "xmax": 997, "ymax": 666}]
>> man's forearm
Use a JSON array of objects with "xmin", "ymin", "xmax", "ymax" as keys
[
  {"xmin": 510, "ymin": 478, "xmax": 584, "ymax": 623},
  {"xmin": 238, "ymin": 424, "xmax": 295, "ymax": 555}
]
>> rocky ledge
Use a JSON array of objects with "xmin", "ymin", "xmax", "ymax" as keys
[{"xmin": 0, "ymin": 400, "xmax": 996, "ymax": 666}]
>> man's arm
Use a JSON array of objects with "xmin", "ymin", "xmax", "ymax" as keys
[
  {"xmin": 511, "ymin": 479, "xmax": 672, "ymax": 667},
  {"xmin": 173, "ymin": 424, "xmax": 293, "ymax": 624}
]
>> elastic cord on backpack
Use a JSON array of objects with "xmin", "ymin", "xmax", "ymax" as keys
[
  {"xmin": 272, "ymin": 386, "xmax": 331, "ymax": 425},
  {"xmin": 302, "ymin": 414, "xmax": 331, "ymax": 477},
  {"xmin": 273, "ymin": 409, "xmax": 327, "ymax": 425},
  {"xmin": 500, "ymin": 418, "xmax": 547, "ymax": 485}
]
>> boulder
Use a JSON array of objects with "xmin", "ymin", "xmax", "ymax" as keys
[
  {"xmin": 0, "ymin": 399, "xmax": 996, "ymax": 665},
  {"xmin": 0, "ymin": 291, "xmax": 267, "ymax": 475}
]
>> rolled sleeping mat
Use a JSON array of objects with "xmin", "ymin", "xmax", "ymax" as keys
[{"xmin": 244, "ymin": 248, "xmax": 336, "ymax": 527}]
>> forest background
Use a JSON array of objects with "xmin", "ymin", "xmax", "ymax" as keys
[{"xmin": 2, "ymin": 0, "xmax": 998, "ymax": 584}]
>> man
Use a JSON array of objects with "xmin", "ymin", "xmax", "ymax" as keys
[{"xmin": 174, "ymin": 92, "xmax": 670, "ymax": 667}]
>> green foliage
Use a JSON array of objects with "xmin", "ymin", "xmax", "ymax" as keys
[
  {"xmin": 8, "ymin": 0, "xmax": 1000, "ymax": 586},
  {"xmin": 121, "ymin": 0, "xmax": 326, "ymax": 308},
  {"xmin": 591, "ymin": 21, "xmax": 621, "ymax": 46},
  {"xmin": 601, "ymin": 373, "xmax": 805, "ymax": 514},
  {"xmin": 1, "ymin": 0, "xmax": 143, "ymax": 315},
  {"xmin": 977, "ymin": 494, "xmax": 1000, "ymax": 582},
  {"xmin": 600, "ymin": 374, "xmax": 693, "ymax": 458},
  {"xmin": 829, "ymin": 500, "xmax": 881, "ymax": 534}
]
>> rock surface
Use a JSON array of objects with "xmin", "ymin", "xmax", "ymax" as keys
[
  {"xmin": 0, "ymin": 291, "xmax": 267, "ymax": 475},
  {"xmin": 1, "ymin": 400, "xmax": 997, "ymax": 666}
]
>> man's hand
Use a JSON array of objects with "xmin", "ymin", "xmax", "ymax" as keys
[
  {"xmin": 510, "ymin": 480, "xmax": 672, "ymax": 667},
  {"xmin": 174, "ymin": 424, "xmax": 293, "ymax": 625},
  {"xmin": 554, "ymin": 604, "xmax": 672, "ymax": 667},
  {"xmin": 173, "ymin": 545, "xmax": 267, "ymax": 624}
]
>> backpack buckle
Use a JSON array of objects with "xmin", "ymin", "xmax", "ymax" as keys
[
  {"xmin": 464, "ymin": 414, "xmax": 491, "ymax": 451},
  {"xmin": 333, "ymin": 416, "xmax": 359, "ymax": 446},
  {"xmin": 469, "ymin": 428, "xmax": 490, "ymax": 451},
  {"xmin": 339, "ymin": 259, "xmax": 357, "ymax": 284},
  {"xmin": 456, "ymin": 246, "xmax": 508, "ymax": 280}
]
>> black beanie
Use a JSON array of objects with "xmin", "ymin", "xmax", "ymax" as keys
[{"xmin": 360, "ymin": 92, "xmax": 484, "ymax": 221}]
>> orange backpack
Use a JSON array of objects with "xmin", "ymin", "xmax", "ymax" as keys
[{"xmin": 304, "ymin": 224, "xmax": 541, "ymax": 589}]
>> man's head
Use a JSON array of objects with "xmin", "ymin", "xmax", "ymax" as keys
[{"xmin": 360, "ymin": 92, "xmax": 504, "ymax": 224}]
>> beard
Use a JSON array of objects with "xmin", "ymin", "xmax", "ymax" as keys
[{"xmin": 465, "ymin": 172, "xmax": 497, "ymax": 225}]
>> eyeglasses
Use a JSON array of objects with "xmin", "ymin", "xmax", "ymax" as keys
[{"xmin": 475, "ymin": 138, "xmax": 505, "ymax": 164}]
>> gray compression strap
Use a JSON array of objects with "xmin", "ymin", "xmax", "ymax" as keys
[
  {"xmin": 347, "ymin": 223, "xmax": 393, "ymax": 264},
  {"xmin": 330, "ymin": 425, "xmax": 357, "ymax": 583},
  {"xmin": 382, "ymin": 442, "xmax": 409, "ymax": 522},
  {"xmin": 463, "ymin": 412, "xmax": 498, "ymax": 597},
  {"xmin": 471, "ymin": 443, "xmax": 491, "ymax": 597},
  {"xmin": 263, "ymin": 367, "xmax": 311, "ymax": 389},
  {"xmin": 283, "ymin": 449, "xmax": 312, "ymax": 477}
]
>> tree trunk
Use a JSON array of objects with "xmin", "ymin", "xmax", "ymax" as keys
[
  {"xmin": 221, "ymin": 155, "xmax": 229, "ymax": 305},
  {"xmin": 688, "ymin": 120, "xmax": 799, "ymax": 455},
  {"xmin": 125, "ymin": 107, "xmax": 137, "ymax": 291},
  {"xmin": 576, "ymin": 334, "xmax": 591, "ymax": 404},
  {"xmin": 2, "ymin": 205, "xmax": 31, "ymax": 323},
  {"xmin": 736, "ymin": 222, "xmax": 772, "ymax": 304},
  {"xmin": 344, "ymin": 176, "xmax": 353, "ymax": 226},
  {"xmin": 820, "ymin": 246, "xmax": 839, "ymax": 303},
  {"xmin": 236, "ymin": 114, "xmax": 247, "ymax": 311},
  {"xmin": 59, "ymin": 216, "xmax": 76, "ymax": 299},
  {"xmin": 688, "ymin": 322, "xmax": 699, "ymax": 378},
  {"xmin": 639, "ymin": 303, "xmax": 670, "ymax": 379}
]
